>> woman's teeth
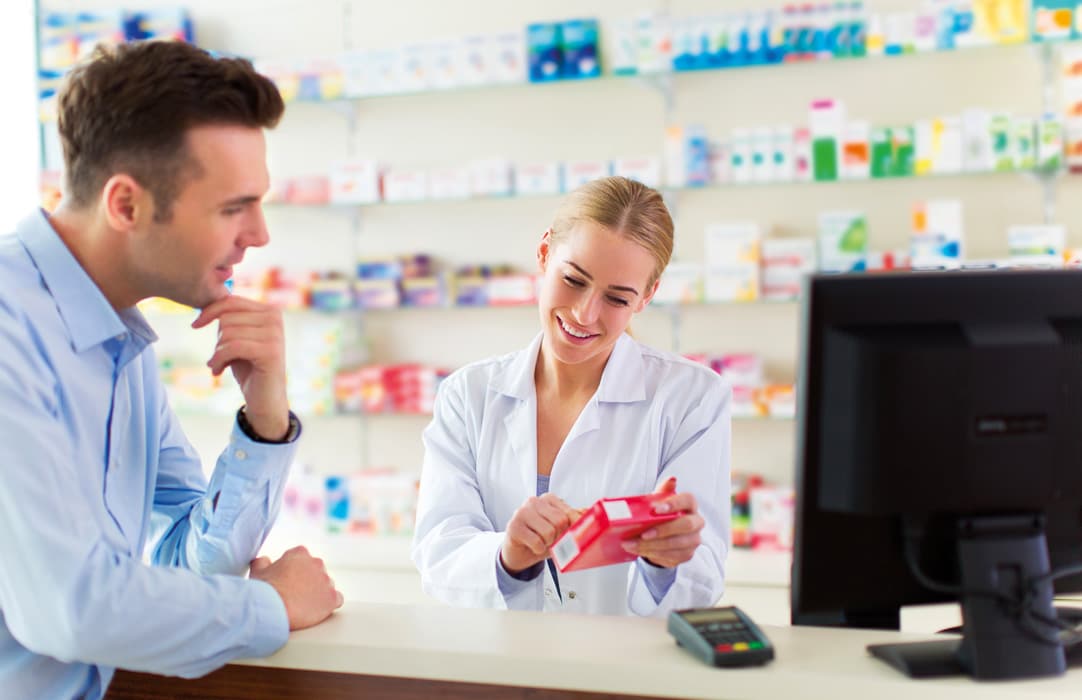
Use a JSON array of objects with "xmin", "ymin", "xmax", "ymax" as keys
[{"xmin": 560, "ymin": 317, "xmax": 592, "ymax": 338}]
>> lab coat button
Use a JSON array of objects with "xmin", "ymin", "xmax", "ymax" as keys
[
  {"xmin": 234, "ymin": 449, "xmax": 248, "ymax": 460},
  {"xmin": 568, "ymin": 591, "xmax": 577, "ymax": 600},
  {"xmin": 544, "ymin": 588, "xmax": 554, "ymax": 598}
]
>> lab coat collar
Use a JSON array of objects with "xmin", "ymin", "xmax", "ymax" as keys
[
  {"xmin": 491, "ymin": 332, "xmax": 646, "ymax": 404},
  {"xmin": 492, "ymin": 332, "xmax": 544, "ymax": 401},
  {"xmin": 596, "ymin": 332, "xmax": 647, "ymax": 404}
]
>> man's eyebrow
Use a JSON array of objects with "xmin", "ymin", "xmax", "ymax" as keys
[
  {"xmin": 217, "ymin": 195, "xmax": 262, "ymax": 208},
  {"xmin": 566, "ymin": 260, "xmax": 640, "ymax": 296}
]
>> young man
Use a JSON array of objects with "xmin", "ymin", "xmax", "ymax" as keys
[{"xmin": 0, "ymin": 41, "xmax": 342, "ymax": 699}]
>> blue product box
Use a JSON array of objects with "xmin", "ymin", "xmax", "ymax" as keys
[
  {"xmin": 1032, "ymin": 1, "xmax": 1077, "ymax": 41},
  {"xmin": 310, "ymin": 279, "xmax": 355, "ymax": 311},
  {"xmin": 400, "ymin": 276, "xmax": 446, "ymax": 308},
  {"xmin": 527, "ymin": 22, "xmax": 563, "ymax": 82},
  {"xmin": 672, "ymin": 19, "xmax": 698, "ymax": 72},
  {"xmin": 125, "ymin": 8, "xmax": 193, "ymax": 42},
  {"xmin": 76, "ymin": 11, "xmax": 125, "ymax": 60},
  {"xmin": 686, "ymin": 126, "xmax": 712, "ymax": 186},
  {"xmin": 560, "ymin": 18, "xmax": 600, "ymax": 79},
  {"xmin": 357, "ymin": 259, "xmax": 403, "ymax": 280},
  {"xmin": 325, "ymin": 476, "xmax": 349, "ymax": 532},
  {"xmin": 353, "ymin": 279, "xmax": 401, "ymax": 309},
  {"xmin": 454, "ymin": 275, "xmax": 489, "ymax": 306},
  {"xmin": 39, "ymin": 12, "xmax": 78, "ymax": 70}
]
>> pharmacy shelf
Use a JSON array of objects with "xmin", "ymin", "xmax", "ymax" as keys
[
  {"xmin": 264, "ymin": 167, "xmax": 1060, "ymax": 213},
  {"xmin": 261, "ymin": 526, "xmax": 792, "ymax": 587},
  {"xmin": 280, "ymin": 37, "xmax": 1043, "ymax": 109},
  {"xmin": 335, "ymin": 411, "xmax": 793, "ymax": 422},
  {"xmin": 172, "ymin": 408, "xmax": 794, "ymax": 423},
  {"xmin": 142, "ymin": 298, "xmax": 801, "ymax": 320}
]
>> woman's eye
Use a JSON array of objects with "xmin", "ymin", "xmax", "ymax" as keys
[
  {"xmin": 607, "ymin": 296, "xmax": 629, "ymax": 307},
  {"xmin": 564, "ymin": 276, "xmax": 585, "ymax": 287},
  {"xmin": 223, "ymin": 207, "xmax": 242, "ymax": 216}
]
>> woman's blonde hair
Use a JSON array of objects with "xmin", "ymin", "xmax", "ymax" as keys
[{"xmin": 550, "ymin": 176, "xmax": 674, "ymax": 289}]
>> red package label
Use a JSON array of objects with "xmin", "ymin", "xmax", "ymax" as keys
[{"xmin": 552, "ymin": 492, "xmax": 680, "ymax": 573}]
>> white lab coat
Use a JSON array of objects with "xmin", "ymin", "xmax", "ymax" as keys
[{"xmin": 411, "ymin": 332, "xmax": 731, "ymax": 616}]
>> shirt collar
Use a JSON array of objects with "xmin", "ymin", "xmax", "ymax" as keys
[
  {"xmin": 492, "ymin": 331, "xmax": 645, "ymax": 403},
  {"xmin": 16, "ymin": 209, "xmax": 158, "ymax": 353}
]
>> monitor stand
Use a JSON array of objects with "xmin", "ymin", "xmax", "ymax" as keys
[{"xmin": 869, "ymin": 515, "xmax": 1067, "ymax": 681}]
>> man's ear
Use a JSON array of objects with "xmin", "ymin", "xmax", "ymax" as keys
[
  {"xmin": 537, "ymin": 229, "xmax": 553, "ymax": 273},
  {"xmin": 100, "ymin": 174, "xmax": 150, "ymax": 232}
]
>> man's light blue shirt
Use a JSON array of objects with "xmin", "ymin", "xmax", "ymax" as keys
[{"xmin": 0, "ymin": 211, "xmax": 292, "ymax": 699}]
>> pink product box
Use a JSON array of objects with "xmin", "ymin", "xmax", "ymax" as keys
[
  {"xmin": 761, "ymin": 239, "xmax": 816, "ymax": 270},
  {"xmin": 708, "ymin": 141, "xmax": 731, "ymax": 184},
  {"xmin": 428, "ymin": 166, "xmax": 472, "ymax": 200},
  {"xmin": 490, "ymin": 31, "xmax": 527, "ymax": 84},
  {"xmin": 750, "ymin": 487, "xmax": 795, "ymax": 551},
  {"xmin": 333, "ymin": 369, "xmax": 365, "ymax": 413},
  {"xmin": 383, "ymin": 169, "xmax": 428, "ymax": 202},
  {"xmin": 514, "ymin": 161, "xmax": 562, "ymax": 195},
  {"xmin": 469, "ymin": 159, "xmax": 514, "ymax": 197},
  {"xmin": 553, "ymin": 492, "xmax": 681, "ymax": 573},
  {"xmin": 330, "ymin": 160, "xmax": 383, "ymax": 204},
  {"xmin": 761, "ymin": 238, "xmax": 816, "ymax": 301},
  {"xmin": 711, "ymin": 353, "xmax": 764, "ymax": 388},
  {"xmin": 611, "ymin": 156, "xmax": 661, "ymax": 188},
  {"xmin": 353, "ymin": 279, "xmax": 400, "ymax": 309},
  {"xmin": 487, "ymin": 274, "xmax": 537, "ymax": 305},
  {"xmin": 457, "ymin": 35, "xmax": 492, "ymax": 86},
  {"xmin": 265, "ymin": 287, "xmax": 308, "ymax": 310},
  {"xmin": 400, "ymin": 276, "xmax": 446, "ymax": 307},
  {"xmin": 426, "ymin": 40, "xmax": 460, "ymax": 90},
  {"xmin": 287, "ymin": 176, "xmax": 331, "ymax": 205},
  {"xmin": 562, "ymin": 159, "xmax": 611, "ymax": 191},
  {"xmin": 730, "ymin": 385, "xmax": 764, "ymax": 417}
]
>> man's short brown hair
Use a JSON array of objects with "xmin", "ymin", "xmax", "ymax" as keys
[{"xmin": 57, "ymin": 40, "xmax": 285, "ymax": 221}]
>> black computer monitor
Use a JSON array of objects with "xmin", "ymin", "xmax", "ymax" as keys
[{"xmin": 791, "ymin": 269, "xmax": 1082, "ymax": 681}]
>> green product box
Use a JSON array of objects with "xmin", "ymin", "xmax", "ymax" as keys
[
  {"xmin": 990, "ymin": 114, "xmax": 1015, "ymax": 172},
  {"xmin": 818, "ymin": 210, "xmax": 868, "ymax": 273},
  {"xmin": 1038, "ymin": 117, "xmax": 1064, "ymax": 171},
  {"xmin": 1014, "ymin": 118, "xmax": 1036, "ymax": 170},
  {"xmin": 891, "ymin": 126, "xmax": 915, "ymax": 177},
  {"xmin": 812, "ymin": 137, "xmax": 838, "ymax": 181},
  {"xmin": 870, "ymin": 127, "xmax": 893, "ymax": 178}
]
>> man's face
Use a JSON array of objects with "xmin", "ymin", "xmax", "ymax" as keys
[{"xmin": 134, "ymin": 125, "xmax": 270, "ymax": 309}]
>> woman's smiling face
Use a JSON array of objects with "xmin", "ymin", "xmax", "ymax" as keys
[{"xmin": 536, "ymin": 220, "xmax": 658, "ymax": 368}]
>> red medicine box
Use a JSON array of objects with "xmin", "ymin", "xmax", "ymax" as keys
[{"xmin": 552, "ymin": 493, "xmax": 681, "ymax": 573}]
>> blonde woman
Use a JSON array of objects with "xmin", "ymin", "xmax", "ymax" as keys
[{"xmin": 412, "ymin": 176, "xmax": 730, "ymax": 616}]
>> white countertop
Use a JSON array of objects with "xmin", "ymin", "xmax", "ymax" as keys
[
  {"xmin": 263, "ymin": 530, "xmax": 793, "ymax": 586},
  {"xmin": 236, "ymin": 601, "xmax": 1081, "ymax": 699}
]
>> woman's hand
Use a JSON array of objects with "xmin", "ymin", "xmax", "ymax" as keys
[
  {"xmin": 500, "ymin": 493, "xmax": 583, "ymax": 574},
  {"xmin": 622, "ymin": 477, "xmax": 704, "ymax": 569}
]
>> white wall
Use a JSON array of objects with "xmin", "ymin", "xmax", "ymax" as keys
[
  {"xmin": 40, "ymin": 1, "xmax": 1071, "ymax": 486},
  {"xmin": 0, "ymin": 1, "xmax": 41, "ymax": 233}
]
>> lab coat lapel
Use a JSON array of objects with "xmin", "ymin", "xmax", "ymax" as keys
[
  {"xmin": 503, "ymin": 397, "xmax": 537, "ymax": 485},
  {"xmin": 494, "ymin": 334, "xmax": 544, "ymax": 497}
]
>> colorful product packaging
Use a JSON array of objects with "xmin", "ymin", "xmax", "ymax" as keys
[
  {"xmin": 817, "ymin": 211, "xmax": 867, "ymax": 273},
  {"xmin": 553, "ymin": 492, "xmax": 681, "ymax": 572},
  {"xmin": 911, "ymin": 199, "xmax": 964, "ymax": 269},
  {"xmin": 560, "ymin": 18, "xmax": 601, "ymax": 79}
]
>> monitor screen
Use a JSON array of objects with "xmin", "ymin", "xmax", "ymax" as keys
[{"xmin": 791, "ymin": 270, "xmax": 1082, "ymax": 680}]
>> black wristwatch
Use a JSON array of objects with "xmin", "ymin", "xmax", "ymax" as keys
[{"xmin": 236, "ymin": 407, "xmax": 302, "ymax": 444}]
